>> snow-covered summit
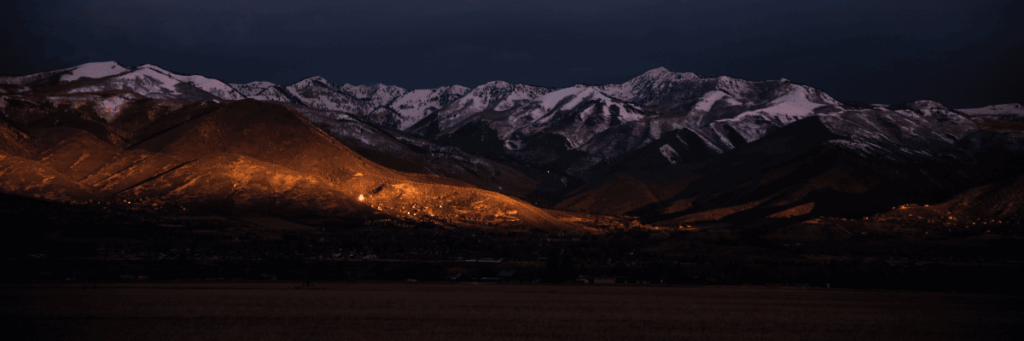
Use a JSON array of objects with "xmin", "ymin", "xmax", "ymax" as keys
[
  {"xmin": 1, "ymin": 61, "xmax": 128, "ymax": 86},
  {"xmin": 283, "ymin": 78, "xmax": 416, "ymax": 118},
  {"xmin": 38, "ymin": 63, "xmax": 247, "ymax": 100},
  {"xmin": 430, "ymin": 80, "xmax": 553, "ymax": 131},
  {"xmin": 443, "ymin": 81, "xmax": 517, "ymax": 114},
  {"xmin": 285, "ymin": 76, "xmax": 366, "ymax": 113},
  {"xmin": 632, "ymin": 67, "xmax": 700, "ymax": 84},
  {"xmin": 292, "ymin": 76, "xmax": 336, "ymax": 89},
  {"xmin": 118, "ymin": 64, "xmax": 244, "ymax": 100},
  {"xmin": 395, "ymin": 66, "xmax": 857, "ymax": 176},
  {"xmin": 599, "ymin": 67, "xmax": 700, "ymax": 103},
  {"xmin": 642, "ymin": 67, "xmax": 672, "ymax": 77},
  {"xmin": 6, "ymin": 61, "xmax": 1018, "ymax": 186},
  {"xmin": 59, "ymin": 61, "xmax": 128, "ymax": 82},
  {"xmin": 389, "ymin": 85, "xmax": 471, "ymax": 130}
]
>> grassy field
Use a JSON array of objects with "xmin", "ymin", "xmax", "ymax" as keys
[{"xmin": 2, "ymin": 283, "xmax": 1021, "ymax": 341}]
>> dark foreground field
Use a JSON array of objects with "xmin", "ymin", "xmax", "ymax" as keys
[{"xmin": 2, "ymin": 283, "xmax": 1021, "ymax": 341}]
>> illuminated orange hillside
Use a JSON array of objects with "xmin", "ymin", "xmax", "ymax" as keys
[{"xmin": 0, "ymin": 98, "xmax": 580, "ymax": 230}]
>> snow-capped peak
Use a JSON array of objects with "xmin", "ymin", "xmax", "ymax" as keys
[
  {"xmin": 284, "ymin": 76, "xmax": 366, "ymax": 113},
  {"xmin": 388, "ymin": 84, "xmax": 472, "ymax": 130},
  {"xmin": 640, "ymin": 67, "xmax": 673, "ymax": 78},
  {"xmin": 601, "ymin": 67, "xmax": 700, "ymax": 102},
  {"xmin": 298, "ymin": 76, "xmax": 333, "ymax": 87},
  {"xmin": 637, "ymin": 67, "xmax": 699, "ymax": 82},
  {"xmin": 131, "ymin": 64, "xmax": 244, "ymax": 100},
  {"xmin": 56, "ymin": 63, "xmax": 246, "ymax": 100},
  {"xmin": 59, "ymin": 61, "xmax": 128, "ymax": 82},
  {"xmin": 447, "ymin": 85, "xmax": 470, "ymax": 94},
  {"xmin": 476, "ymin": 80, "xmax": 514, "ymax": 90},
  {"xmin": 340, "ymin": 83, "xmax": 370, "ymax": 98}
]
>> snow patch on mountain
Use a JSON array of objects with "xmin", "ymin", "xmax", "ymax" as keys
[
  {"xmin": 713, "ymin": 75, "xmax": 755, "ymax": 98},
  {"xmin": 682, "ymin": 128, "xmax": 724, "ymax": 154},
  {"xmin": 40, "ymin": 92, "xmax": 141, "ymax": 122},
  {"xmin": 541, "ymin": 86, "xmax": 587, "ymax": 111},
  {"xmin": 391, "ymin": 89, "xmax": 434, "ymax": 119},
  {"xmin": 87, "ymin": 66, "xmax": 178, "ymax": 97},
  {"xmin": 659, "ymin": 144, "xmax": 679, "ymax": 165},
  {"xmin": 692, "ymin": 90, "xmax": 732, "ymax": 112},
  {"xmin": 564, "ymin": 88, "xmax": 611, "ymax": 112},
  {"xmin": 731, "ymin": 87, "xmax": 823, "ymax": 122}
]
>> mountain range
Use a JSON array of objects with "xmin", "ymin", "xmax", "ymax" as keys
[{"xmin": 2, "ymin": 61, "xmax": 1022, "ymax": 234}]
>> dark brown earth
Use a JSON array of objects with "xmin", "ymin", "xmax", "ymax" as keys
[{"xmin": 3, "ymin": 283, "xmax": 1021, "ymax": 341}]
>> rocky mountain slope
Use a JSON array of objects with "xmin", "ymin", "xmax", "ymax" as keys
[
  {"xmin": 3, "ymin": 62, "xmax": 1023, "ymax": 231},
  {"xmin": 0, "ymin": 92, "xmax": 578, "ymax": 230},
  {"xmin": 563, "ymin": 101, "xmax": 1024, "ymax": 226}
]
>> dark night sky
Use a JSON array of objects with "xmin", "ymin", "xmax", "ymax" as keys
[{"xmin": 2, "ymin": 0, "xmax": 1021, "ymax": 108}]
